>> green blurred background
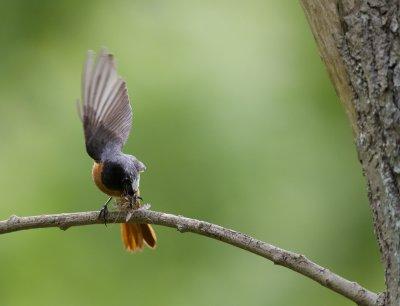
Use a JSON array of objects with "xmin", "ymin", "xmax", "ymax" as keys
[{"xmin": 0, "ymin": 1, "xmax": 384, "ymax": 305}]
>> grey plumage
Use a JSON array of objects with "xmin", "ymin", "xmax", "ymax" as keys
[
  {"xmin": 78, "ymin": 48, "xmax": 132, "ymax": 162},
  {"xmin": 77, "ymin": 49, "xmax": 156, "ymax": 252},
  {"xmin": 78, "ymin": 48, "xmax": 145, "ymax": 196}
]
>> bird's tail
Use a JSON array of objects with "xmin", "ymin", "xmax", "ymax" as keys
[{"xmin": 120, "ymin": 223, "xmax": 157, "ymax": 252}]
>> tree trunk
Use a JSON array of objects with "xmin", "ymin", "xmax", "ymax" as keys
[{"xmin": 300, "ymin": 1, "xmax": 400, "ymax": 305}]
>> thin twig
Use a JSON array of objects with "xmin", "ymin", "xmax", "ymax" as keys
[{"xmin": 0, "ymin": 209, "xmax": 380, "ymax": 306}]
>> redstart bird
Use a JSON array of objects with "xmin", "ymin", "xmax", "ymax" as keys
[{"xmin": 77, "ymin": 48, "xmax": 156, "ymax": 252}]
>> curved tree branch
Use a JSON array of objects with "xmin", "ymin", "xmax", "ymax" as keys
[{"xmin": 0, "ymin": 208, "xmax": 380, "ymax": 306}]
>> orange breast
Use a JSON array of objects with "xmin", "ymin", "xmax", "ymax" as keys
[{"xmin": 92, "ymin": 162, "xmax": 123, "ymax": 197}]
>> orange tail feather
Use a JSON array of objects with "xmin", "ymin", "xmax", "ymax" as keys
[
  {"xmin": 140, "ymin": 223, "xmax": 157, "ymax": 248},
  {"xmin": 120, "ymin": 223, "xmax": 157, "ymax": 252}
]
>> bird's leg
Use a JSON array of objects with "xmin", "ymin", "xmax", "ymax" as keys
[
  {"xmin": 99, "ymin": 197, "xmax": 112, "ymax": 226},
  {"xmin": 132, "ymin": 191, "xmax": 143, "ymax": 209}
]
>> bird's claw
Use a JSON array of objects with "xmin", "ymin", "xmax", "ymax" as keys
[
  {"xmin": 99, "ymin": 204, "xmax": 109, "ymax": 226},
  {"xmin": 134, "ymin": 195, "xmax": 143, "ymax": 204},
  {"xmin": 130, "ymin": 194, "xmax": 143, "ymax": 209},
  {"xmin": 99, "ymin": 197, "xmax": 112, "ymax": 226}
]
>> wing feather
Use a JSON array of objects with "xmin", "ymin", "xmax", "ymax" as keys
[{"xmin": 79, "ymin": 48, "xmax": 133, "ymax": 161}]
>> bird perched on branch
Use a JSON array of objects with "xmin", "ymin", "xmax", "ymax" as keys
[{"xmin": 77, "ymin": 48, "xmax": 156, "ymax": 252}]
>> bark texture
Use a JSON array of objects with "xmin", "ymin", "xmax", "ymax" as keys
[{"xmin": 301, "ymin": 1, "xmax": 400, "ymax": 305}]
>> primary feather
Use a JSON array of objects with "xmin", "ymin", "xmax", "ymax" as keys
[{"xmin": 79, "ymin": 48, "xmax": 132, "ymax": 162}]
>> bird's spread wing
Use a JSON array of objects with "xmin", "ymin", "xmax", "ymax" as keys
[{"xmin": 78, "ymin": 48, "xmax": 132, "ymax": 161}]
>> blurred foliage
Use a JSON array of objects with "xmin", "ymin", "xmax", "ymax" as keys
[{"xmin": 0, "ymin": 1, "xmax": 383, "ymax": 305}]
